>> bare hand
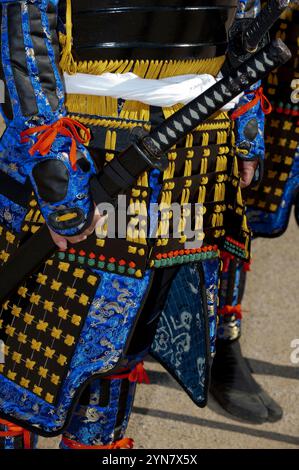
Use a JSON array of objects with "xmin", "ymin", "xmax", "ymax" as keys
[
  {"xmin": 49, "ymin": 207, "xmax": 102, "ymax": 250},
  {"xmin": 239, "ymin": 159, "xmax": 258, "ymax": 189}
]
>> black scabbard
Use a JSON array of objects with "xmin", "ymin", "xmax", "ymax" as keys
[{"xmin": 243, "ymin": 0, "xmax": 290, "ymax": 53}]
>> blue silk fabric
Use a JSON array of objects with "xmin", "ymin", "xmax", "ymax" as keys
[
  {"xmin": 152, "ymin": 259, "xmax": 219, "ymax": 406},
  {"xmin": 0, "ymin": 0, "xmax": 96, "ymax": 237}
]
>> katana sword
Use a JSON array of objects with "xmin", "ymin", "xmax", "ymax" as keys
[
  {"xmin": 243, "ymin": 0, "xmax": 290, "ymax": 53},
  {"xmin": 0, "ymin": 38, "xmax": 291, "ymax": 304},
  {"xmin": 223, "ymin": 0, "xmax": 290, "ymax": 72}
]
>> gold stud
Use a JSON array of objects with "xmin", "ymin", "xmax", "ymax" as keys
[
  {"xmin": 71, "ymin": 314, "xmax": 81, "ymax": 326},
  {"xmin": 37, "ymin": 273, "xmax": 48, "ymax": 285},
  {"xmin": 64, "ymin": 335, "xmax": 75, "ymax": 347},
  {"xmin": 45, "ymin": 393, "xmax": 54, "ymax": 404},
  {"xmin": 36, "ymin": 320, "xmax": 48, "ymax": 332},
  {"xmin": 38, "ymin": 366, "xmax": 48, "ymax": 379},
  {"xmin": 30, "ymin": 293, "xmax": 41, "ymax": 305},
  {"xmin": 33, "ymin": 385, "xmax": 43, "ymax": 396},
  {"xmin": 6, "ymin": 232, "xmax": 15, "ymax": 244},
  {"xmin": 25, "ymin": 358, "xmax": 36, "ymax": 370},
  {"xmin": 87, "ymin": 275, "xmax": 97, "ymax": 286},
  {"xmin": 44, "ymin": 347, "xmax": 55, "ymax": 359},
  {"xmin": 5, "ymin": 325, "xmax": 15, "ymax": 337},
  {"xmin": 58, "ymin": 307, "xmax": 69, "ymax": 320},
  {"xmin": 11, "ymin": 305, "xmax": 22, "ymax": 317},
  {"xmin": 7, "ymin": 370, "xmax": 17, "ymax": 381},
  {"xmin": 20, "ymin": 378, "xmax": 30, "ymax": 388},
  {"xmin": 51, "ymin": 280, "xmax": 62, "ymax": 291},
  {"xmin": 58, "ymin": 262, "xmax": 70, "ymax": 272},
  {"xmin": 17, "ymin": 286, "xmax": 28, "ymax": 298},
  {"xmin": 65, "ymin": 287, "xmax": 77, "ymax": 299},
  {"xmin": 73, "ymin": 268, "xmax": 85, "ymax": 279},
  {"xmin": 51, "ymin": 374, "xmax": 60, "ymax": 386},
  {"xmin": 24, "ymin": 313, "xmax": 34, "ymax": 325},
  {"xmin": 57, "ymin": 354, "xmax": 67, "ymax": 366},
  {"xmin": 96, "ymin": 238, "xmax": 105, "ymax": 247},
  {"xmin": 0, "ymin": 251, "xmax": 9, "ymax": 263},
  {"xmin": 18, "ymin": 332, "xmax": 27, "ymax": 344},
  {"xmin": 44, "ymin": 300, "xmax": 54, "ymax": 312},
  {"xmin": 51, "ymin": 327, "xmax": 62, "ymax": 340},
  {"xmin": 12, "ymin": 352, "xmax": 22, "ymax": 364},
  {"xmin": 78, "ymin": 294, "xmax": 89, "ymax": 306},
  {"xmin": 31, "ymin": 339, "xmax": 42, "ymax": 352}
]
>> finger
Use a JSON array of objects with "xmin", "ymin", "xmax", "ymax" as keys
[
  {"xmin": 84, "ymin": 209, "xmax": 104, "ymax": 236},
  {"xmin": 240, "ymin": 161, "xmax": 257, "ymax": 189},
  {"xmin": 65, "ymin": 234, "xmax": 88, "ymax": 244},
  {"xmin": 240, "ymin": 170, "xmax": 254, "ymax": 188},
  {"xmin": 49, "ymin": 229, "xmax": 68, "ymax": 251},
  {"xmin": 63, "ymin": 209, "xmax": 106, "ymax": 245}
]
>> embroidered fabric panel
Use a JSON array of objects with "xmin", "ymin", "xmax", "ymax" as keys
[
  {"xmin": 151, "ymin": 262, "xmax": 211, "ymax": 406},
  {"xmin": 62, "ymin": 377, "xmax": 136, "ymax": 447}
]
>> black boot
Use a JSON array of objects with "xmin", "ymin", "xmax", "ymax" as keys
[{"xmin": 210, "ymin": 339, "xmax": 283, "ymax": 424}]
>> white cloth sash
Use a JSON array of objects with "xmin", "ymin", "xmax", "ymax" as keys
[{"xmin": 64, "ymin": 72, "xmax": 242, "ymax": 110}]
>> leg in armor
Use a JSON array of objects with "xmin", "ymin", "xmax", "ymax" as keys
[
  {"xmin": 60, "ymin": 375, "xmax": 139, "ymax": 449},
  {"xmin": 60, "ymin": 266, "xmax": 177, "ymax": 450},
  {"xmin": 211, "ymin": 252, "xmax": 283, "ymax": 423},
  {"xmin": 0, "ymin": 419, "xmax": 36, "ymax": 449}
]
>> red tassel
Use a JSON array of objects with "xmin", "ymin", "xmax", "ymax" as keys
[
  {"xmin": 218, "ymin": 304, "xmax": 242, "ymax": 320},
  {"xmin": 106, "ymin": 362, "xmax": 150, "ymax": 385},
  {"xmin": 62, "ymin": 437, "xmax": 134, "ymax": 449},
  {"xmin": 231, "ymin": 86, "xmax": 272, "ymax": 120}
]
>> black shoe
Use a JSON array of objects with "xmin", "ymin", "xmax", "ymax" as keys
[{"xmin": 210, "ymin": 339, "xmax": 283, "ymax": 424}]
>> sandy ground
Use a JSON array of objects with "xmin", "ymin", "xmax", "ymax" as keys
[{"xmin": 38, "ymin": 214, "xmax": 299, "ymax": 449}]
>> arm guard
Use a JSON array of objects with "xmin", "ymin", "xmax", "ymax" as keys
[
  {"xmin": 0, "ymin": 0, "xmax": 96, "ymax": 236},
  {"xmin": 230, "ymin": 0, "xmax": 267, "ymax": 184}
]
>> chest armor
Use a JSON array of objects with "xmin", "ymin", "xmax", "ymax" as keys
[{"xmin": 58, "ymin": 0, "xmax": 250, "ymax": 278}]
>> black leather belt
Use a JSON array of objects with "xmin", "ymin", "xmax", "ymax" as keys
[{"xmin": 70, "ymin": 0, "xmax": 237, "ymax": 60}]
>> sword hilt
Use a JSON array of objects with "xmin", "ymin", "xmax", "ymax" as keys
[
  {"xmin": 142, "ymin": 39, "xmax": 291, "ymax": 157},
  {"xmin": 243, "ymin": 0, "xmax": 290, "ymax": 53}
]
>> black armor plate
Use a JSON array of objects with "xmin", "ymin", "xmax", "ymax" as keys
[{"xmin": 67, "ymin": 0, "xmax": 238, "ymax": 60}]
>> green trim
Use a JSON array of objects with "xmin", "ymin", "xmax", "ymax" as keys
[{"xmin": 153, "ymin": 250, "xmax": 218, "ymax": 268}]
